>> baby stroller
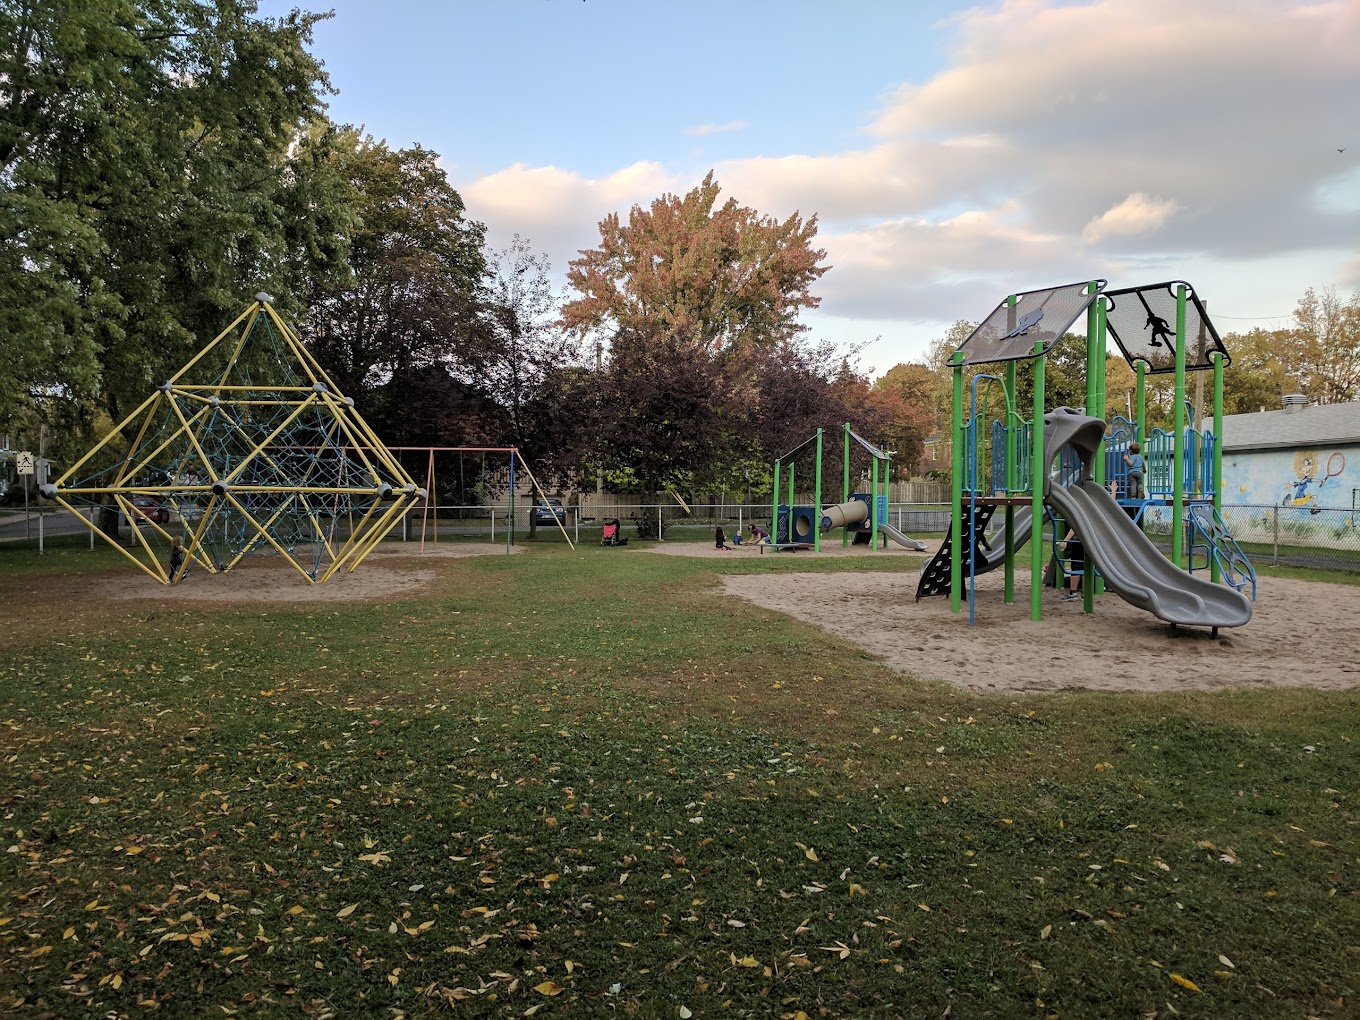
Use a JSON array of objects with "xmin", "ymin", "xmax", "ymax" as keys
[{"xmin": 600, "ymin": 518, "xmax": 628, "ymax": 546}]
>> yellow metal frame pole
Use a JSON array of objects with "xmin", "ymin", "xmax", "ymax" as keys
[
  {"xmin": 55, "ymin": 497, "xmax": 166, "ymax": 581},
  {"xmin": 55, "ymin": 390, "xmax": 162, "ymax": 486},
  {"xmin": 222, "ymin": 492, "xmax": 316, "ymax": 583}
]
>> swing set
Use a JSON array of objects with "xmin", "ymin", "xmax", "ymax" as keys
[{"xmin": 388, "ymin": 446, "xmax": 574, "ymax": 551}]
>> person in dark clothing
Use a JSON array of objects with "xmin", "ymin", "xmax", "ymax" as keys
[
  {"xmin": 169, "ymin": 535, "xmax": 185, "ymax": 581},
  {"xmin": 1061, "ymin": 528, "xmax": 1083, "ymax": 600},
  {"xmin": 715, "ymin": 526, "xmax": 730, "ymax": 550}
]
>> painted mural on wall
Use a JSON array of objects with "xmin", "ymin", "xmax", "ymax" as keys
[
  {"xmin": 1137, "ymin": 445, "xmax": 1358, "ymax": 549},
  {"xmin": 1221, "ymin": 446, "xmax": 1357, "ymax": 547}
]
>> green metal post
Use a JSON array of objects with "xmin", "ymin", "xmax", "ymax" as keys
[
  {"xmin": 1135, "ymin": 363, "xmax": 1146, "ymax": 446},
  {"xmin": 1030, "ymin": 339, "xmax": 1045, "ymax": 622},
  {"xmin": 880, "ymin": 450, "xmax": 890, "ymax": 551},
  {"xmin": 1212, "ymin": 351, "xmax": 1224, "ymax": 583},
  {"xmin": 1091, "ymin": 291, "xmax": 1108, "ymax": 601},
  {"xmin": 1172, "ymin": 285, "xmax": 1187, "ymax": 569},
  {"xmin": 843, "ymin": 423, "xmax": 851, "ymax": 548},
  {"xmin": 813, "ymin": 428, "xmax": 823, "ymax": 552},
  {"xmin": 950, "ymin": 351, "xmax": 965, "ymax": 614},
  {"xmin": 772, "ymin": 459, "xmax": 781, "ymax": 546},
  {"xmin": 787, "ymin": 464, "xmax": 796, "ymax": 545},
  {"xmin": 871, "ymin": 455, "xmax": 880, "ymax": 551},
  {"xmin": 1004, "ymin": 296, "xmax": 1017, "ymax": 604}
]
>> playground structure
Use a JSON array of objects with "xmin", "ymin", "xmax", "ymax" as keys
[
  {"xmin": 42, "ymin": 295, "xmax": 422, "ymax": 584},
  {"xmin": 388, "ymin": 446, "xmax": 574, "ymax": 552},
  {"xmin": 770, "ymin": 423, "xmax": 927, "ymax": 552},
  {"xmin": 915, "ymin": 279, "xmax": 1255, "ymax": 633}
]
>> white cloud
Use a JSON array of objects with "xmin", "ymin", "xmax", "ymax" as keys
[
  {"xmin": 1082, "ymin": 193, "xmax": 1179, "ymax": 244},
  {"xmin": 457, "ymin": 161, "xmax": 679, "ymax": 274},
  {"xmin": 452, "ymin": 0, "xmax": 1359, "ymax": 358},
  {"xmin": 686, "ymin": 120, "xmax": 748, "ymax": 137}
]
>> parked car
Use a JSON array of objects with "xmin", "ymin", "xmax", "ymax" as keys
[
  {"xmin": 129, "ymin": 495, "xmax": 171, "ymax": 525},
  {"xmin": 531, "ymin": 498, "xmax": 566, "ymax": 526}
]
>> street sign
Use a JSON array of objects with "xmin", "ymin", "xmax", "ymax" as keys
[{"xmin": 16, "ymin": 451, "xmax": 34, "ymax": 476}]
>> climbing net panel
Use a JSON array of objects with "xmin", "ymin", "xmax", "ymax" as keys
[
  {"xmin": 955, "ymin": 280, "xmax": 1106, "ymax": 366},
  {"xmin": 46, "ymin": 296, "xmax": 422, "ymax": 584},
  {"xmin": 1104, "ymin": 281, "xmax": 1227, "ymax": 374}
]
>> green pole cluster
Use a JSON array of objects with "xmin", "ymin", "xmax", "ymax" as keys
[
  {"xmin": 950, "ymin": 350, "xmax": 965, "ymax": 614},
  {"xmin": 1212, "ymin": 351, "xmax": 1225, "ymax": 583},
  {"xmin": 771, "ymin": 459, "xmax": 781, "ymax": 545},
  {"xmin": 1029, "ymin": 339, "xmax": 1045, "ymax": 622},
  {"xmin": 842, "ymin": 423, "xmax": 851, "ymax": 548},
  {"xmin": 1004, "ymin": 296, "xmax": 1018, "ymax": 604},
  {"xmin": 813, "ymin": 428, "xmax": 823, "ymax": 552},
  {"xmin": 1172, "ymin": 284, "xmax": 1187, "ymax": 568}
]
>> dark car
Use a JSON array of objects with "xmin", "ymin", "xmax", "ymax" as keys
[
  {"xmin": 531, "ymin": 498, "xmax": 566, "ymax": 526},
  {"xmin": 129, "ymin": 495, "xmax": 171, "ymax": 525}
]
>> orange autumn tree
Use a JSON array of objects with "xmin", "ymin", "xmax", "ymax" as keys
[{"xmin": 562, "ymin": 172, "xmax": 828, "ymax": 358}]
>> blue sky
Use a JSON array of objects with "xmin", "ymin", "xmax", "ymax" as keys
[{"xmin": 259, "ymin": 0, "xmax": 1360, "ymax": 375}]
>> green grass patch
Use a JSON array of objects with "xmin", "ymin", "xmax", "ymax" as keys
[{"xmin": 0, "ymin": 547, "xmax": 1356, "ymax": 1018}]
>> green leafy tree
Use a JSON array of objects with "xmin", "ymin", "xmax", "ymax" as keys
[
  {"xmin": 1286, "ymin": 286, "xmax": 1360, "ymax": 405},
  {"xmin": 1219, "ymin": 328, "xmax": 1293, "ymax": 415},
  {"xmin": 0, "ymin": 0, "xmax": 339, "ymax": 438},
  {"xmin": 300, "ymin": 132, "xmax": 487, "ymax": 402}
]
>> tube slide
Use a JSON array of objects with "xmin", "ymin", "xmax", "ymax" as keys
[{"xmin": 820, "ymin": 500, "xmax": 868, "ymax": 531}]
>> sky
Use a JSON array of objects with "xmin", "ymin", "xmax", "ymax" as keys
[{"xmin": 257, "ymin": 0, "xmax": 1360, "ymax": 376}]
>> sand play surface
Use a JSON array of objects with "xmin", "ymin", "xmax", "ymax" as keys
[
  {"xmin": 73, "ymin": 542, "xmax": 520, "ymax": 604},
  {"xmin": 720, "ymin": 565, "xmax": 1360, "ymax": 694}
]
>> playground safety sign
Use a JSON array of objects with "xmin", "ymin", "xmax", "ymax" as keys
[{"xmin": 15, "ymin": 451, "xmax": 34, "ymax": 476}]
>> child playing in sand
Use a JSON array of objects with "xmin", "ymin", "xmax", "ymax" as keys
[{"xmin": 168, "ymin": 535, "xmax": 185, "ymax": 581}]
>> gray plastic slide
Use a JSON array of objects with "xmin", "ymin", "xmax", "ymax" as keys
[
  {"xmin": 976, "ymin": 505, "xmax": 1034, "ymax": 571},
  {"xmin": 879, "ymin": 521, "xmax": 927, "ymax": 552},
  {"xmin": 1043, "ymin": 408, "xmax": 1252, "ymax": 630},
  {"xmin": 821, "ymin": 499, "xmax": 928, "ymax": 551}
]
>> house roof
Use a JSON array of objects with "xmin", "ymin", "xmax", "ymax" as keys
[{"xmin": 1208, "ymin": 400, "xmax": 1360, "ymax": 451}]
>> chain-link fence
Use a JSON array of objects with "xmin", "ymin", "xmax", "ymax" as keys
[
  {"xmin": 1138, "ymin": 502, "xmax": 1360, "ymax": 573},
  {"xmin": 8, "ymin": 498, "xmax": 1358, "ymax": 575}
]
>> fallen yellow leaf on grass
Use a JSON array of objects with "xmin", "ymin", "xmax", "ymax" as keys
[
  {"xmin": 336, "ymin": 903, "xmax": 357, "ymax": 918},
  {"xmin": 533, "ymin": 980, "xmax": 565, "ymax": 996},
  {"xmin": 1169, "ymin": 973, "xmax": 1202, "ymax": 993},
  {"xmin": 1040, "ymin": 925, "xmax": 1052, "ymax": 940},
  {"xmin": 125, "ymin": 845, "xmax": 145, "ymax": 856}
]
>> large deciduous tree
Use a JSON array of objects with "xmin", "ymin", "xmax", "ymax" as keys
[
  {"xmin": 1286, "ymin": 286, "xmax": 1360, "ymax": 405},
  {"xmin": 468, "ymin": 236, "xmax": 583, "ymax": 477},
  {"xmin": 300, "ymin": 132, "xmax": 486, "ymax": 402},
  {"xmin": 0, "ymin": 0, "xmax": 339, "ymax": 446},
  {"xmin": 562, "ymin": 171, "xmax": 828, "ymax": 356}
]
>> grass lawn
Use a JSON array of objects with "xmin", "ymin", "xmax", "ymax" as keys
[{"xmin": 0, "ymin": 540, "xmax": 1356, "ymax": 1018}]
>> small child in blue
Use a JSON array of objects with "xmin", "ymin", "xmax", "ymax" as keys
[{"xmin": 1123, "ymin": 442, "xmax": 1145, "ymax": 499}]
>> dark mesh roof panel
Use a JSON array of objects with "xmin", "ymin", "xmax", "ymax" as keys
[
  {"xmin": 1104, "ymin": 281, "xmax": 1228, "ymax": 374},
  {"xmin": 956, "ymin": 280, "xmax": 1105, "ymax": 366}
]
